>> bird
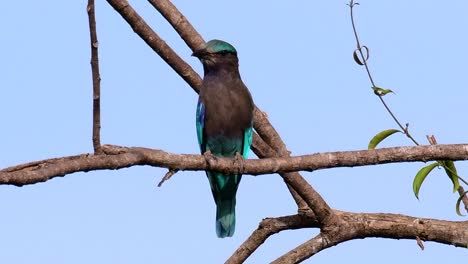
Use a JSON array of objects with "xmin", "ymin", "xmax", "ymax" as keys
[{"xmin": 193, "ymin": 39, "xmax": 254, "ymax": 238}]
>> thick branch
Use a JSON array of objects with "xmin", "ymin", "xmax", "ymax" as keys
[
  {"xmin": 227, "ymin": 210, "xmax": 468, "ymax": 264},
  {"xmin": 226, "ymin": 213, "xmax": 319, "ymax": 264},
  {"xmin": 252, "ymin": 134, "xmax": 310, "ymax": 213},
  {"xmin": 273, "ymin": 212, "xmax": 468, "ymax": 263},
  {"xmin": 106, "ymin": 0, "xmax": 203, "ymax": 92},
  {"xmin": 147, "ymin": 0, "xmax": 205, "ymax": 50},
  {"xmin": 2, "ymin": 144, "xmax": 468, "ymax": 186},
  {"xmin": 87, "ymin": 0, "xmax": 103, "ymax": 154}
]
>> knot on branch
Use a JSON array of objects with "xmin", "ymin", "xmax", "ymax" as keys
[{"xmin": 101, "ymin": 144, "xmax": 130, "ymax": 155}]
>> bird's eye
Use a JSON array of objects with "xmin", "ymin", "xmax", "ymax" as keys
[{"xmin": 219, "ymin": 51, "xmax": 229, "ymax": 56}]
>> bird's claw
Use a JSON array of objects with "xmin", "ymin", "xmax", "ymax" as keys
[
  {"xmin": 234, "ymin": 152, "xmax": 245, "ymax": 175},
  {"xmin": 203, "ymin": 150, "xmax": 217, "ymax": 168}
]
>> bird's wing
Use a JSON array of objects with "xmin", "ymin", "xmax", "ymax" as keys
[
  {"xmin": 242, "ymin": 121, "xmax": 253, "ymax": 158},
  {"xmin": 196, "ymin": 97, "xmax": 206, "ymax": 152}
]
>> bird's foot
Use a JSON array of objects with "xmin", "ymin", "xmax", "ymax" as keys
[
  {"xmin": 203, "ymin": 150, "xmax": 217, "ymax": 168},
  {"xmin": 234, "ymin": 152, "xmax": 245, "ymax": 175}
]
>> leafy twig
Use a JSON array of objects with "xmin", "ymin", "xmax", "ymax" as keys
[
  {"xmin": 348, "ymin": 0, "xmax": 419, "ymax": 145},
  {"xmin": 348, "ymin": 1, "xmax": 467, "ymax": 214}
]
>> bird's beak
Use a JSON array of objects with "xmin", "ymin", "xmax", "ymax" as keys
[{"xmin": 192, "ymin": 48, "xmax": 208, "ymax": 59}]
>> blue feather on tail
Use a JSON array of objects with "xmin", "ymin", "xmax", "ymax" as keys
[{"xmin": 216, "ymin": 198, "xmax": 236, "ymax": 238}]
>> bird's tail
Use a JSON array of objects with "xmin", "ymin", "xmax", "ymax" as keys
[{"xmin": 216, "ymin": 198, "xmax": 236, "ymax": 238}]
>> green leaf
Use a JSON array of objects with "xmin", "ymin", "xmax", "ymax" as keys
[
  {"xmin": 353, "ymin": 46, "xmax": 369, "ymax": 66},
  {"xmin": 353, "ymin": 50, "xmax": 364, "ymax": 65},
  {"xmin": 455, "ymin": 190, "xmax": 468, "ymax": 216},
  {"xmin": 413, "ymin": 162, "xmax": 438, "ymax": 200},
  {"xmin": 441, "ymin": 161, "xmax": 460, "ymax": 193},
  {"xmin": 368, "ymin": 129, "xmax": 401, "ymax": 150},
  {"xmin": 372, "ymin": 86, "xmax": 394, "ymax": 96}
]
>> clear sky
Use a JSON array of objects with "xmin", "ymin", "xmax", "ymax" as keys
[{"xmin": 1, "ymin": 0, "xmax": 467, "ymax": 263}]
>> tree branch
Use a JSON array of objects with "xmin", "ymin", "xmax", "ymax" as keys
[
  {"xmin": 2, "ymin": 144, "xmax": 468, "ymax": 186},
  {"xmin": 226, "ymin": 213, "xmax": 319, "ymax": 264},
  {"xmin": 274, "ymin": 212, "xmax": 468, "ymax": 263},
  {"xmin": 87, "ymin": 0, "xmax": 103, "ymax": 154},
  {"xmin": 272, "ymin": 234, "xmax": 327, "ymax": 264},
  {"xmin": 277, "ymin": 213, "xmax": 468, "ymax": 263},
  {"xmin": 147, "ymin": 0, "xmax": 205, "ymax": 50},
  {"xmin": 227, "ymin": 210, "xmax": 468, "ymax": 264},
  {"xmin": 106, "ymin": 0, "xmax": 203, "ymax": 92}
]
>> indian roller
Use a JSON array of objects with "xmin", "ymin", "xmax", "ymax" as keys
[{"xmin": 193, "ymin": 39, "xmax": 254, "ymax": 238}]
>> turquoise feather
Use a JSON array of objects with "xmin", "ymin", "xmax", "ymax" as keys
[{"xmin": 196, "ymin": 100, "xmax": 253, "ymax": 237}]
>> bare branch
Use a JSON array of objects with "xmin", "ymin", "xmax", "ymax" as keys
[
  {"xmin": 106, "ymin": 0, "xmax": 203, "ymax": 92},
  {"xmin": 226, "ymin": 213, "xmax": 319, "ymax": 264},
  {"xmin": 252, "ymin": 134, "xmax": 310, "ymax": 213},
  {"xmin": 2, "ymin": 144, "xmax": 468, "ymax": 186},
  {"xmin": 87, "ymin": 0, "xmax": 103, "ymax": 154},
  {"xmin": 272, "ymin": 212, "xmax": 468, "ymax": 263},
  {"xmin": 272, "ymin": 234, "xmax": 327, "ymax": 264},
  {"xmin": 225, "ymin": 210, "xmax": 468, "ymax": 263},
  {"xmin": 147, "ymin": 0, "xmax": 205, "ymax": 49}
]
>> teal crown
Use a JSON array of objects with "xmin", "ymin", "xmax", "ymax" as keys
[{"xmin": 205, "ymin": 39, "xmax": 237, "ymax": 55}]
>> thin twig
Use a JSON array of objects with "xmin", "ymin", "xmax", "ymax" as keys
[
  {"xmin": 87, "ymin": 0, "xmax": 103, "ymax": 154},
  {"xmin": 457, "ymin": 185, "xmax": 468, "ymax": 213},
  {"xmin": 427, "ymin": 135, "xmax": 468, "ymax": 213},
  {"xmin": 416, "ymin": 236, "xmax": 425, "ymax": 250},
  {"xmin": 348, "ymin": 1, "xmax": 419, "ymax": 145},
  {"xmin": 157, "ymin": 169, "xmax": 179, "ymax": 187},
  {"xmin": 350, "ymin": 1, "xmax": 468, "ymax": 219}
]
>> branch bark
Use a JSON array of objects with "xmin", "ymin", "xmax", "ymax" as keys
[
  {"xmin": 272, "ymin": 212, "xmax": 468, "ymax": 263},
  {"xmin": 226, "ymin": 213, "xmax": 319, "ymax": 264},
  {"xmin": 225, "ymin": 211, "xmax": 468, "ymax": 264},
  {"xmin": 2, "ymin": 144, "xmax": 468, "ymax": 186},
  {"xmin": 87, "ymin": 0, "xmax": 103, "ymax": 154}
]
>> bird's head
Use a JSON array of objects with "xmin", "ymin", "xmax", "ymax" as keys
[{"xmin": 192, "ymin": 39, "xmax": 239, "ymax": 72}]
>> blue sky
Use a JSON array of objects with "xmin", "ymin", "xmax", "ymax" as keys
[{"xmin": 1, "ymin": 0, "xmax": 467, "ymax": 263}]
